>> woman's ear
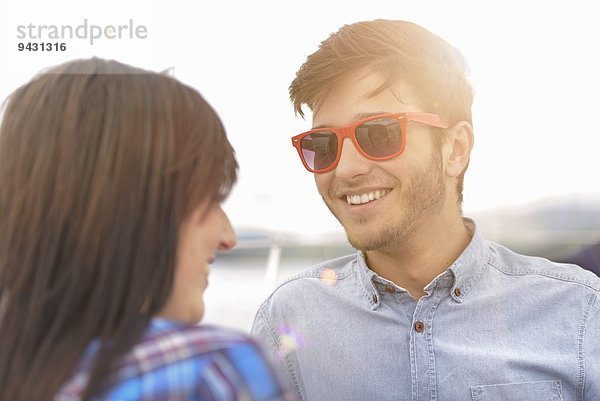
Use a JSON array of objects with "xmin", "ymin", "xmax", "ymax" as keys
[{"xmin": 444, "ymin": 121, "xmax": 474, "ymax": 178}]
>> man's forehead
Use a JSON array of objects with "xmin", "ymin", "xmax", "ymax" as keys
[
  {"xmin": 311, "ymin": 75, "xmax": 420, "ymax": 127},
  {"xmin": 311, "ymin": 111, "xmax": 397, "ymax": 129}
]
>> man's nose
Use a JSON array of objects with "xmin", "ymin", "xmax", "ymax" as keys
[{"xmin": 333, "ymin": 137, "xmax": 371, "ymax": 179}]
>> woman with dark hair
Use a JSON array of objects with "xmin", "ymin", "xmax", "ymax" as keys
[{"xmin": 0, "ymin": 58, "xmax": 293, "ymax": 401}]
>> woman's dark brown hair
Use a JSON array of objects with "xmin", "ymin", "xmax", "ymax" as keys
[{"xmin": 0, "ymin": 57, "xmax": 237, "ymax": 400}]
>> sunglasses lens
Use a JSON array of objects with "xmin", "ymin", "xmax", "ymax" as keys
[
  {"xmin": 300, "ymin": 131, "xmax": 338, "ymax": 171},
  {"xmin": 355, "ymin": 118, "xmax": 403, "ymax": 158}
]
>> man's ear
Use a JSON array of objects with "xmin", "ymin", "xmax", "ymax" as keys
[{"xmin": 444, "ymin": 121, "xmax": 474, "ymax": 178}]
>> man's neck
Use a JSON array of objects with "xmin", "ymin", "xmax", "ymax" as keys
[{"xmin": 364, "ymin": 216, "xmax": 472, "ymax": 300}]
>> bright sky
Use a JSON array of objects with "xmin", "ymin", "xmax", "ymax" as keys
[{"xmin": 2, "ymin": 0, "xmax": 599, "ymax": 236}]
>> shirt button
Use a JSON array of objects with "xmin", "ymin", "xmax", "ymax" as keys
[
  {"xmin": 371, "ymin": 294, "xmax": 378, "ymax": 304},
  {"xmin": 384, "ymin": 285, "xmax": 395, "ymax": 293},
  {"xmin": 454, "ymin": 287, "xmax": 462, "ymax": 297},
  {"xmin": 414, "ymin": 321, "xmax": 425, "ymax": 333}
]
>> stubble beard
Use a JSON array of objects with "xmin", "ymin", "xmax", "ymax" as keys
[{"xmin": 324, "ymin": 149, "xmax": 446, "ymax": 253}]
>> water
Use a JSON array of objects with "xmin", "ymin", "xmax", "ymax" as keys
[{"xmin": 202, "ymin": 257, "xmax": 320, "ymax": 333}]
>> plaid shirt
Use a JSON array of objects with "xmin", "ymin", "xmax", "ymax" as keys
[{"xmin": 56, "ymin": 318, "xmax": 295, "ymax": 401}]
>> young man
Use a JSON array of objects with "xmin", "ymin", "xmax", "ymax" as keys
[{"xmin": 251, "ymin": 19, "xmax": 600, "ymax": 400}]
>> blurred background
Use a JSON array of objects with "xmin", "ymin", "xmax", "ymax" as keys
[{"xmin": 2, "ymin": 0, "xmax": 599, "ymax": 332}]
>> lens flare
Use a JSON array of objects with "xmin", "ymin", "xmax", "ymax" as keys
[
  {"xmin": 320, "ymin": 268, "xmax": 338, "ymax": 286},
  {"xmin": 276, "ymin": 325, "xmax": 307, "ymax": 359}
]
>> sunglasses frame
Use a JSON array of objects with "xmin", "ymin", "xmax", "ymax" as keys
[{"xmin": 291, "ymin": 112, "xmax": 448, "ymax": 173}]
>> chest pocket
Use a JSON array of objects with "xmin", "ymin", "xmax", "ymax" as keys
[{"xmin": 471, "ymin": 380, "xmax": 563, "ymax": 401}]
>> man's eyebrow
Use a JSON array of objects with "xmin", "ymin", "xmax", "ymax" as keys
[{"xmin": 312, "ymin": 111, "xmax": 395, "ymax": 129}]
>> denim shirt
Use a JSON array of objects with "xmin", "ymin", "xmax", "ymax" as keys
[{"xmin": 251, "ymin": 220, "xmax": 600, "ymax": 401}]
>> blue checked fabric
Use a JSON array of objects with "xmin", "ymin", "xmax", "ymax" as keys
[{"xmin": 56, "ymin": 318, "xmax": 295, "ymax": 401}]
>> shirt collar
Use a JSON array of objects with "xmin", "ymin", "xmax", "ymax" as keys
[
  {"xmin": 446, "ymin": 218, "xmax": 489, "ymax": 302},
  {"xmin": 354, "ymin": 218, "xmax": 489, "ymax": 308}
]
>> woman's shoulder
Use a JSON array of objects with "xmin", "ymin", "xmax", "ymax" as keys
[
  {"xmin": 57, "ymin": 319, "xmax": 287, "ymax": 400},
  {"xmin": 137, "ymin": 318, "xmax": 263, "ymax": 364},
  {"xmin": 113, "ymin": 319, "xmax": 285, "ymax": 399}
]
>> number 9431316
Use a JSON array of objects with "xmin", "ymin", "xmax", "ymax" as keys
[{"xmin": 18, "ymin": 42, "xmax": 66, "ymax": 51}]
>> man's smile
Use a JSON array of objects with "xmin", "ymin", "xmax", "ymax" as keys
[{"xmin": 344, "ymin": 188, "xmax": 392, "ymax": 205}]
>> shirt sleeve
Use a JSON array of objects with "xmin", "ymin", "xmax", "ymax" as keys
[
  {"xmin": 250, "ymin": 305, "xmax": 301, "ymax": 401},
  {"xmin": 585, "ymin": 289, "xmax": 600, "ymax": 400}
]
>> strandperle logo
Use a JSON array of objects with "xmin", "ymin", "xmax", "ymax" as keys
[{"xmin": 16, "ymin": 19, "xmax": 148, "ymax": 45}]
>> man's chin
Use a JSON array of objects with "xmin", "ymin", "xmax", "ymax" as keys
[{"xmin": 345, "ymin": 230, "xmax": 380, "ymax": 252}]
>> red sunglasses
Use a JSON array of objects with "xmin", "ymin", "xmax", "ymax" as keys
[{"xmin": 291, "ymin": 112, "xmax": 448, "ymax": 173}]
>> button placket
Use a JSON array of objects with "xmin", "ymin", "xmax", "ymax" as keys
[{"xmin": 410, "ymin": 290, "xmax": 444, "ymax": 400}]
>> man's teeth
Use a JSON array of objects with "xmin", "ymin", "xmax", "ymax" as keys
[{"xmin": 346, "ymin": 189, "xmax": 389, "ymax": 205}]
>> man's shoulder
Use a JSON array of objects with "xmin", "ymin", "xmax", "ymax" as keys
[{"xmin": 487, "ymin": 240, "xmax": 600, "ymax": 291}]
